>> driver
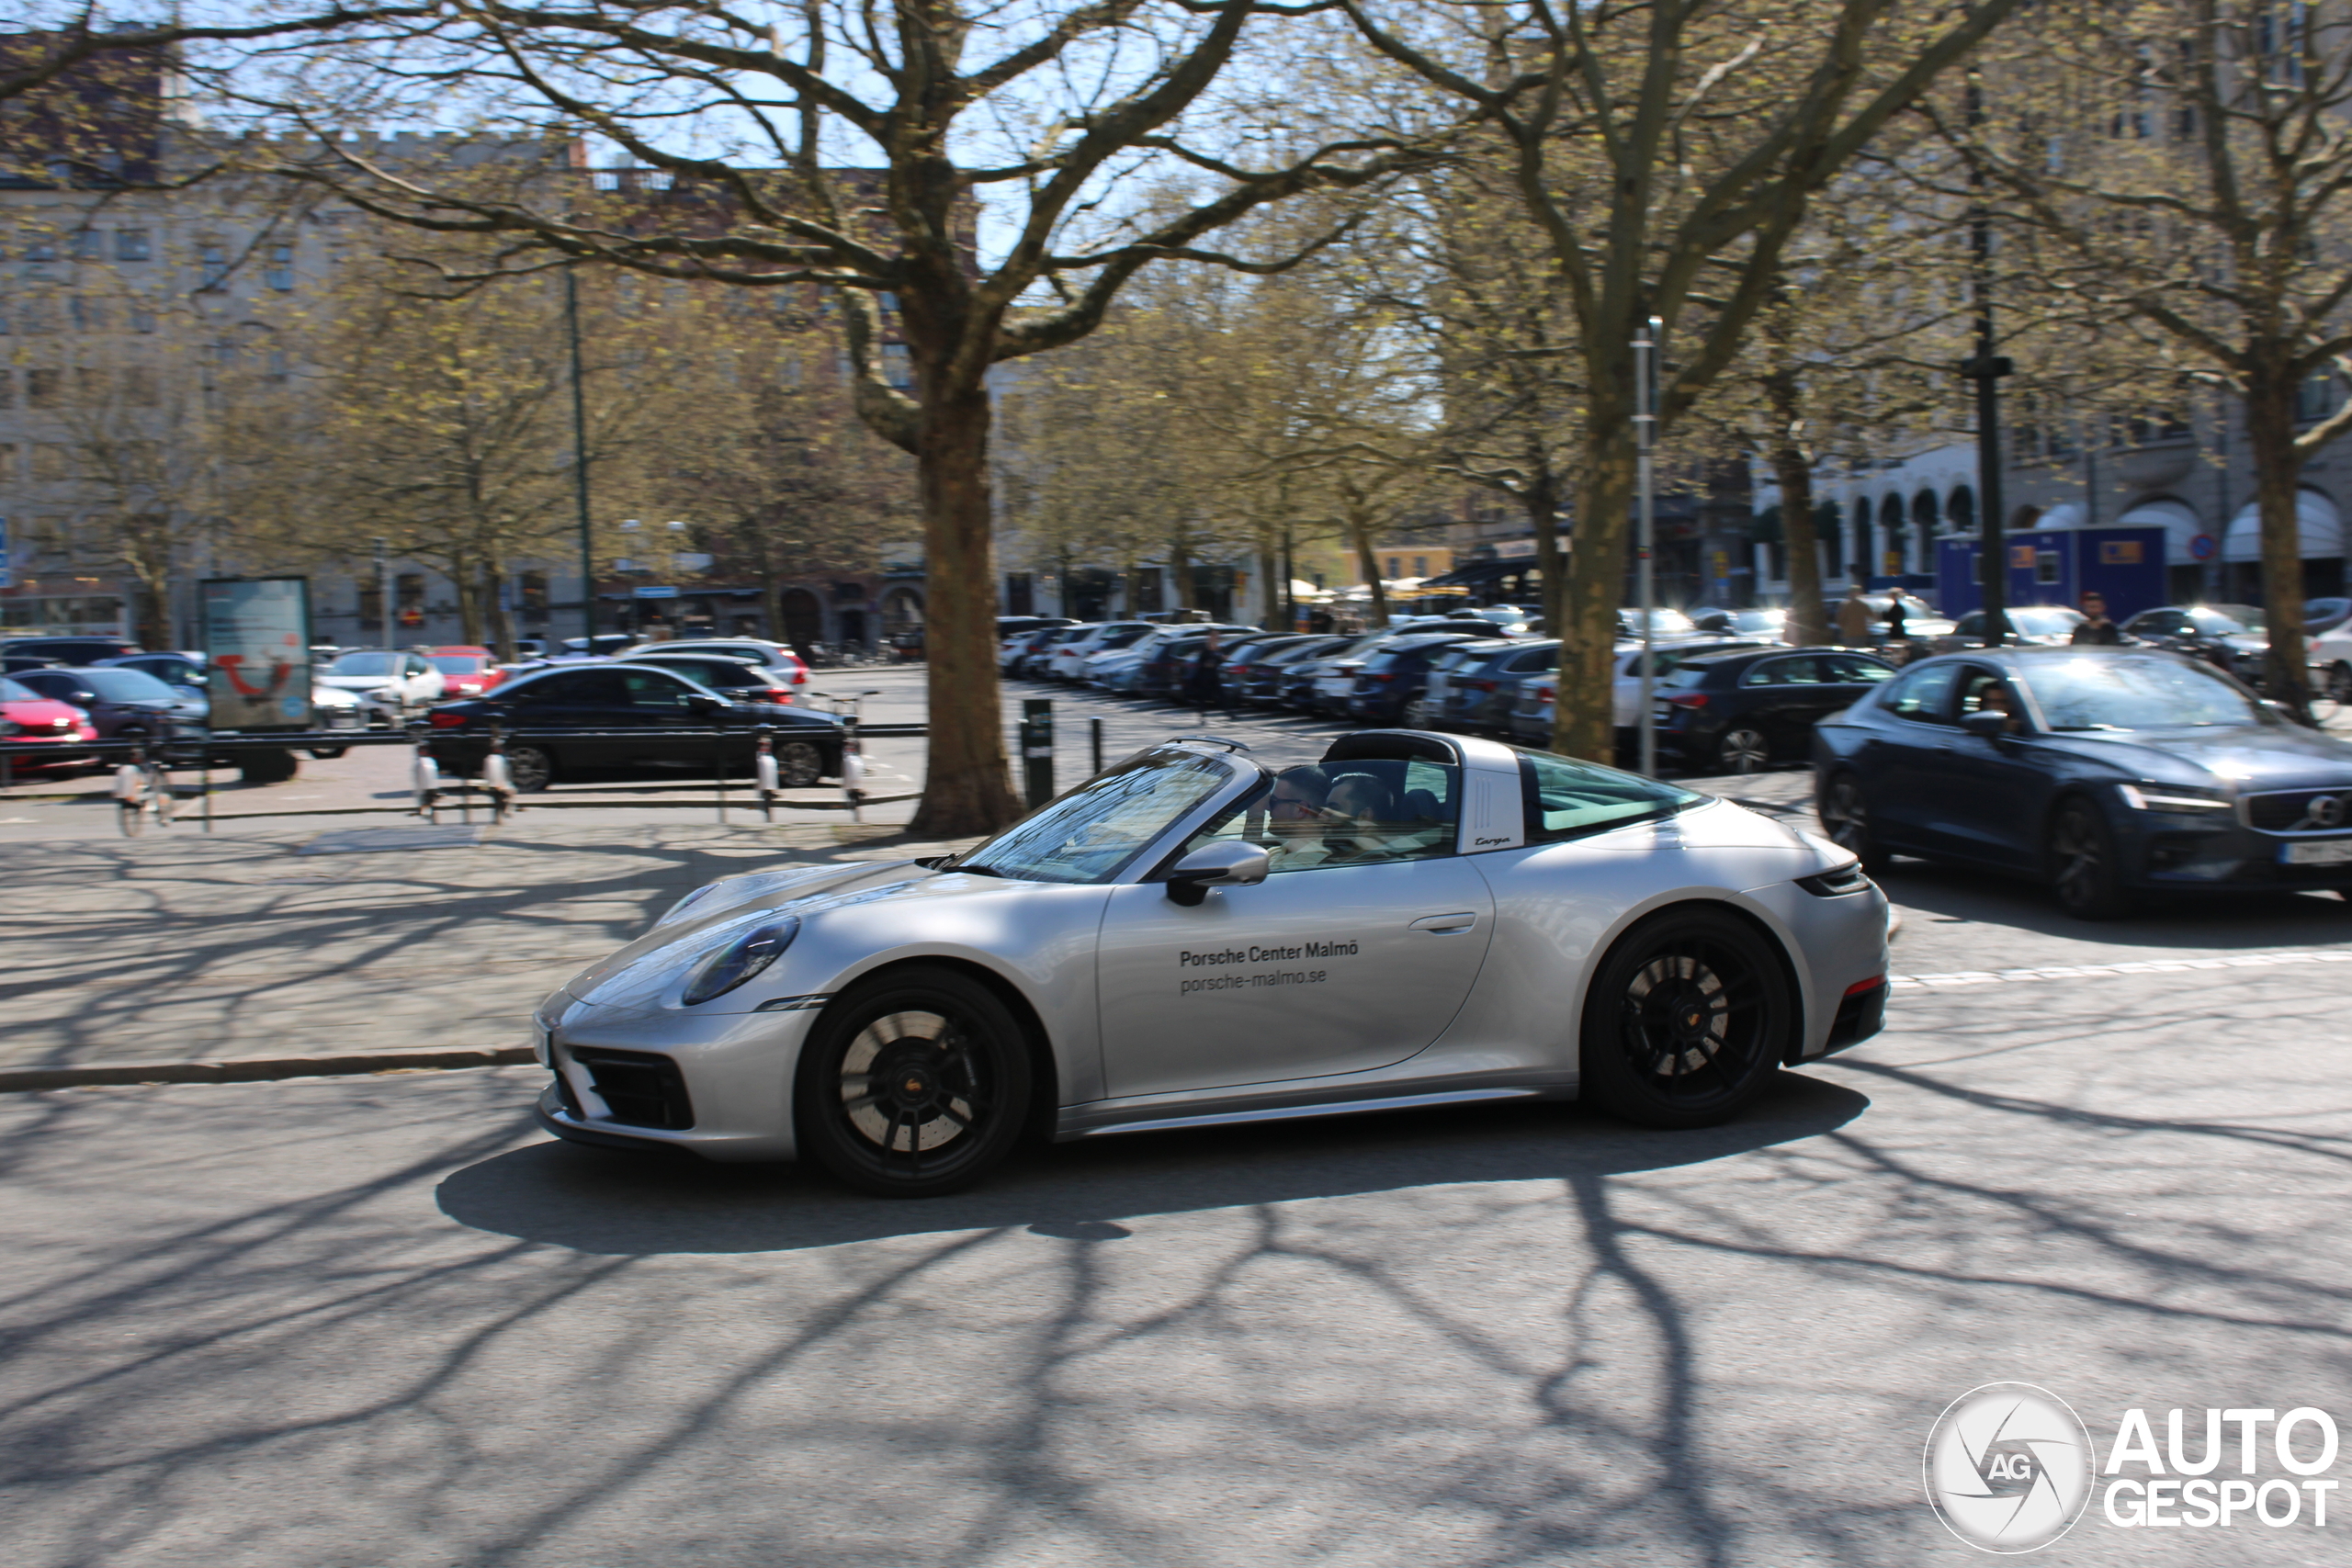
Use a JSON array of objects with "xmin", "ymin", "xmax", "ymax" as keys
[
  {"xmin": 1262, "ymin": 765, "xmax": 1336, "ymax": 869},
  {"xmin": 1973, "ymin": 678, "xmax": 2025, "ymax": 735}
]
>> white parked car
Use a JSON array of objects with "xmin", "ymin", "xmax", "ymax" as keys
[
  {"xmin": 318, "ymin": 649, "xmax": 446, "ymax": 724},
  {"xmin": 1047, "ymin": 622, "xmax": 1156, "ymax": 681}
]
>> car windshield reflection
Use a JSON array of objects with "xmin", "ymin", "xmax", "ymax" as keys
[
  {"xmin": 2024, "ymin": 655, "xmax": 2263, "ymax": 730},
  {"xmin": 952, "ymin": 750, "xmax": 1238, "ymax": 885}
]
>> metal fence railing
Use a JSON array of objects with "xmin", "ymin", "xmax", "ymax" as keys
[{"xmin": 0, "ymin": 718, "xmax": 933, "ymax": 832}]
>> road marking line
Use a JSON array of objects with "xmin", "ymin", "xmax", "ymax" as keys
[{"xmin": 1891, "ymin": 947, "xmax": 2352, "ymax": 989}]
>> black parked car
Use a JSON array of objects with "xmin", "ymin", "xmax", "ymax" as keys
[
  {"xmin": 1230, "ymin": 635, "xmax": 1350, "ymax": 705},
  {"xmin": 1650, "ymin": 647, "xmax": 1897, "ymax": 774},
  {"xmin": 1813, "ymin": 647, "xmax": 2352, "ymax": 918},
  {"xmin": 1134, "ymin": 628, "xmax": 1255, "ymax": 699},
  {"xmin": 1427, "ymin": 638, "xmax": 1560, "ymax": 732},
  {"xmin": 425, "ymin": 663, "xmax": 845, "ymax": 791},
  {"xmin": 1345, "ymin": 632, "xmax": 1489, "ymax": 726},
  {"xmin": 0, "ymin": 635, "xmax": 142, "ymax": 665}
]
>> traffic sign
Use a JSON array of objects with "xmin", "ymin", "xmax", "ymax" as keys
[{"xmin": 2188, "ymin": 534, "xmax": 2218, "ymax": 560}]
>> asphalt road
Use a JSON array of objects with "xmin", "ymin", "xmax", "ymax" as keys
[{"xmin": 6, "ymin": 665, "xmax": 2352, "ymax": 1566}]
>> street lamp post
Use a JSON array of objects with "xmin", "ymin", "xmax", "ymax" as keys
[
  {"xmin": 1961, "ymin": 77, "xmax": 2013, "ymax": 649},
  {"xmin": 1634, "ymin": 315, "xmax": 1662, "ymax": 779},
  {"xmin": 565, "ymin": 267, "xmax": 596, "ymax": 647}
]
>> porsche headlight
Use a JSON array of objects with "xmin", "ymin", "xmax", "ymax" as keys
[{"xmin": 680, "ymin": 917, "xmax": 800, "ymax": 1006}]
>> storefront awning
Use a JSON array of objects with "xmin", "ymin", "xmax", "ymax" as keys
[{"xmin": 2224, "ymin": 491, "xmax": 2345, "ymax": 561}]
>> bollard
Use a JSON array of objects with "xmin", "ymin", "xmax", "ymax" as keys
[
  {"xmin": 1090, "ymin": 715, "xmax": 1103, "ymax": 776},
  {"xmin": 410, "ymin": 721, "xmax": 442, "ymax": 818},
  {"xmin": 1020, "ymin": 698, "xmax": 1055, "ymax": 809},
  {"xmin": 481, "ymin": 723, "xmax": 516, "ymax": 821},
  {"xmin": 841, "ymin": 713, "xmax": 865, "ymax": 823},
  {"xmin": 754, "ymin": 725, "xmax": 780, "ymax": 822}
]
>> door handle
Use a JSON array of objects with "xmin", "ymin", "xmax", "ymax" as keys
[{"xmin": 1409, "ymin": 911, "xmax": 1477, "ymax": 933}]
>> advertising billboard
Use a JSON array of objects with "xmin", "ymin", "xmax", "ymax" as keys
[{"xmin": 200, "ymin": 577, "xmax": 312, "ymax": 731}]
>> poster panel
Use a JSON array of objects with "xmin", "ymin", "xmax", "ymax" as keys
[{"xmin": 200, "ymin": 577, "xmax": 312, "ymax": 731}]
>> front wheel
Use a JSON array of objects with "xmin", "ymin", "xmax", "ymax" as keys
[
  {"xmin": 1579, "ymin": 907, "xmax": 1793, "ymax": 1129},
  {"xmin": 2329, "ymin": 662, "xmax": 2352, "ymax": 704},
  {"xmin": 795, "ymin": 966, "xmax": 1034, "ymax": 1197},
  {"xmin": 775, "ymin": 739, "xmax": 824, "ymax": 788},
  {"xmin": 1817, "ymin": 773, "xmax": 1889, "ymax": 874},
  {"xmin": 1714, "ymin": 726, "xmax": 1770, "ymax": 774},
  {"xmin": 307, "ymin": 747, "xmax": 349, "ymax": 761},
  {"xmin": 503, "ymin": 745, "xmax": 555, "ymax": 793},
  {"xmin": 2048, "ymin": 797, "xmax": 2130, "ymax": 919}
]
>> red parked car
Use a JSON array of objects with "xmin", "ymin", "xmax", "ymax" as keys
[
  {"xmin": 0, "ymin": 675, "xmax": 98, "ymax": 772},
  {"xmin": 428, "ymin": 647, "xmax": 511, "ymax": 701}
]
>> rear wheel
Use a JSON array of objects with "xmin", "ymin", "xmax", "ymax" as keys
[
  {"xmin": 1579, "ymin": 908, "xmax": 1792, "ymax": 1129},
  {"xmin": 1714, "ymin": 726, "xmax": 1770, "ymax": 774},
  {"xmin": 795, "ymin": 967, "xmax": 1033, "ymax": 1197},
  {"xmin": 2329, "ymin": 661, "xmax": 2352, "ymax": 704},
  {"xmin": 503, "ymin": 745, "xmax": 555, "ymax": 793},
  {"xmin": 1817, "ymin": 773, "xmax": 1889, "ymax": 874},
  {"xmin": 2048, "ymin": 797, "xmax": 2130, "ymax": 919},
  {"xmin": 239, "ymin": 749, "xmax": 298, "ymax": 785}
]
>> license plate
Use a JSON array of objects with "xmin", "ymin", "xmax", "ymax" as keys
[{"xmin": 2283, "ymin": 840, "xmax": 2352, "ymax": 864}]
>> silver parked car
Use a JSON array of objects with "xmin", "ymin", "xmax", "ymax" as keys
[{"xmin": 532, "ymin": 729, "xmax": 1891, "ymax": 1196}]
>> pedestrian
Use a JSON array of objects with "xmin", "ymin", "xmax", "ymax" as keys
[
  {"xmin": 1836, "ymin": 587, "xmax": 1874, "ymax": 648},
  {"xmin": 1884, "ymin": 595, "xmax": 1908, "ymax": 642},
  {"xmin": 2070, "ymin": 591, "xmax": 2124, "ymax": 645},
  {"xmin": 1185, "ymin": 631, "xmax": 1225, "ymax": 716}
]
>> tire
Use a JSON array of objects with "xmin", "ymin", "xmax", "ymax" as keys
[
  {"xmin": 1579, "ymin": 907, "xmax": 1793, "ymax": 1130},
  {"xmin": 794, "ymin": 966, "xmax": 1035, "ymax": 1197},
  {"xmin": 307, "ymin": 747, "xmax": 349, "ymax": 761},
  {"xmin": 2329, "ymin": 662, "xmax": 2352, "ymax": 704},
  {"xmin": 1816, "ymin": 772, "xmax": 1890, "ymax": 874},
  {"xmin": 239, "ymin": 749, "xmax": 299, "ymax": 785},
  {"xmin": 2047, "ymin": 796, "xmax": 2130, "ymax": 919},
  {"xmin": 1715, "ymin": 726, "xmax": 1770, "ymax": 774},
  {"xmin": 503, "ymin": 745, "xmax": 555, "ymax": 793},
  {"xmin": 776, "ymin": 739, "xmax": 824, "ymax": 788}
]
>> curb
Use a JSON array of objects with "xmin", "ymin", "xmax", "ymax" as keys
[{"xmin": 0, "ymin": 1044, "xmax": 537, "ymax": 1093}]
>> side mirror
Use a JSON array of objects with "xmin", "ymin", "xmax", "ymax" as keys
[
  {"xmin": 1163, "ymin": 840, "xmax": 1270, "ymax": 907},
  {"xmin": 686, "ymin": 693, "xmax": 725, "ymax": 712},
  {"xmin": 1959, "ymin": 710, "xmax": 2010, "ymax": 739}
]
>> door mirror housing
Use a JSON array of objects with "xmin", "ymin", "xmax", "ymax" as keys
[
  {"xmin": 685, "ymin": 693, "xmax": 726, "ymax": 712},
  {"xmin": 1959, "ymin": 709, "xmax": 2012, "ymax": 740},
  {"xmin": 1163, "ymin": 840, "xmax": 1270, "ymax": 906}
]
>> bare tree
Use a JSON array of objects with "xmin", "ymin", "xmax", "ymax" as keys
[
  {"xmin": 1345, "ymin": 0, "xmax": 2024, "ymax": 761},
  {"xmin": 233, "ymin": 2, "xmax": 1438, "ymax": 831}
]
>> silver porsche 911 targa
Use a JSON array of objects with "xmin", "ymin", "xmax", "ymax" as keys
[{"xmin": 533, "ymin": 730, "xmax": 1890, "ymax": 1196}]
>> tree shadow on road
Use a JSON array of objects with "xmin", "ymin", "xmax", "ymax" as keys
[{"xmin": 435, "ymin": 1071, "xmax": 1871, "ymax": 1256}]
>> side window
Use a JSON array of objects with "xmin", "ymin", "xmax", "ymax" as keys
[
  {"xmin": 1956, "ymin": 666, "xmax": 2018, "ymax": 718},
  {"xmin": 1826, "ymin": 655, "xmax": 1896, "ymax": 684},
  {"xmin": 1744, "ymin": 657, "xmax": 1825, "ymax": 687},
  {"xmin": 1883, "ymin": 663, "xmax": 1961, "ymax": 724},
  {"xmin": 622, "ymin": 670, "xmax": 697, "ymax": 708},
  {"xmin": 1176, "ymin": 761, "xmax": 1463, "ymax": 874},
  {"xmin": 1505, "ymin": 647, "xmax": 1554, "ymax": 672}
]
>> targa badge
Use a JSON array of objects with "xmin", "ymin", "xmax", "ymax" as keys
[{"xmin": 1925, "ymin": 1382, "xmax": 2094, "ymax": 1552}]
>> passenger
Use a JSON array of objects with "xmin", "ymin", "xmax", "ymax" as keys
[
  {"xmin": 1322, "ymin": 772, "xmax": 1403, "ymax": 862},
  {"xmin": 1973, "ymin": 679, "xmax": 2025, "ymax": 736}
]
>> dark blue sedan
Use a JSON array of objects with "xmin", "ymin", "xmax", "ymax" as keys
[{"xmin": 1811, "ymin": 648, "xmax": 2352, "ymax": 918}]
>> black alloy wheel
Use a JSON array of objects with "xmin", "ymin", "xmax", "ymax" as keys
[
  {"xmin": 2048, "ymin": 797, "xmax": 2129, "ymax": 920},
  {"xmin": 502, "ymin": 744, "xmax": 555, "ymax": 793},
  {"xmin": 1580, "ymin": 908, "xmax": 1792, "ymax": 1129},
  {"xmin": 1817, "ymin": 773, "xmax": 1890, "ymax": 874},
  {"xmin": 776, "ymin": 739, "xmax": 824, "ymax": 788},
  {"xmin": 1714, "ymin": 726, "xmax": 1771, "ymax": 775},
  {"xmin": 795, "ymin": 966, "xmax": 1034, "ymax": 1197}
]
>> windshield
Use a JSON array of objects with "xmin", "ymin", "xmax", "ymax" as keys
[
  {"xmin": 2023, "ymin": 655, "xmax": 2262, "ymax": 730},
  {"xmin": 135, "ymin": 660, "xmax": 205, "ymax": 688},
  {"xmin": 83, "ymin": 669, "xmax": 181, "ymax": 702},
  {"xmin": 2012, "ymin": 607, "xmax": 2086, "ymax": 636},
  {"xmin": 1624, "ymin": 608, "xmax": 1697, "ymax": 636},
  {"xmin": 1729, "ymin": 610, "xmax": 1784, "ymax": 633},
  {"xmin": 0, "ymin": 677, "xmax": 36, "ymax": 702},
  {"xmin": 330, "ymin": 652, "xmax": 399, "ymax": 676},
  {"xmin": 431, "ymin": 655, "xmax": 491, "ymax": 675},
  {"xmin": 953, "ymin": 750, "xmax": 1238, "ymax": 884}
]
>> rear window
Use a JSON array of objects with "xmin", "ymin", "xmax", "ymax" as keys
[
  {"xmin": 82, "ymin": 669, "xmax": 180, "ymax": 702},
  {"xmin": 1516, "ymin": 750, "xmax": 1705, "ymax": 842},
  {"xmin": 0, "ymin": 677, "xmax": 35, "ymax": 702},
  {"xmin": 1659, "ymin": 662, "xmax": 1719, "ymax": 690}
]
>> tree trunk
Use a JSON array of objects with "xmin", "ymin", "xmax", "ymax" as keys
[
  {"xmin": 486, "ymin": 563, "xmax": 519, "ymax": 662},
  {"xmin": 2244, "ymin": 378, "xmax": 2315, "ymax": 720},
  {"xmin": 1257, "ymin": 537, "xmax": 1281, "ymax": 629},
  {"xmin": 1553, "ymin": 419, "xmax": 1637, "ymax": 764},
  {"xmin": 1170, "ymin": 524, "xmax": 1196, "ymax": 613},
  {"xmin": 908, "ymin": 378, "xmax": 1023, "ymax": 837},
  {"xmin": 1768, "ymin": 431, "xmax": 1828, "ymax": 648},
  {"xmin": 452, "ymin": 556, "xmax": 485, "ymax": 645},
  {"xmin": 1350, "ymin": 496, "xmax": 1388, "ymax": 628},
  {"xmin": 761, "ymin": 572, "xmax": 786, "ymax": 651}
]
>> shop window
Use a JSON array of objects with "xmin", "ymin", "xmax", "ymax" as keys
[{"xmin": 115, "ymin": 229, "xmax": 150, "ymax": 262}]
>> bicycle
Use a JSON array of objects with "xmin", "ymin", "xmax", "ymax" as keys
[{"xmin": 112, "ymin": 746, "xmax": 177, "ymax": 837}]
